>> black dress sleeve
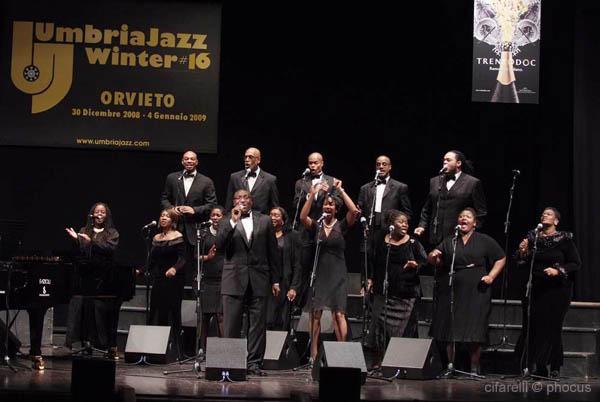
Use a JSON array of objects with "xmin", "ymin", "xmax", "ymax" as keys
[
  {"xmin": 559, "ymin": 238, "xmax": 582, "ymax": 274},
  {"xmin": 173, "ymin": 238, "xmax": 187, "ymax": 271}
]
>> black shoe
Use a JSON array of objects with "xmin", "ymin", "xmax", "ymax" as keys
[
  {"xmin": 247, "ymin": 367, "xmax": 267, "ymax": 377},
  {"xmin": 549, "ymin": 370, "xmax": 560, "ymax": 379}
]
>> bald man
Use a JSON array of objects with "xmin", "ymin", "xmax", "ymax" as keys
[{"xmin": 225, "ymin": 147, "xmax": 280, "ymax": 214}]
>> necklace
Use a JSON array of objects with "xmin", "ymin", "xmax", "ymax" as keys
[{"xmin": 323, "ymin": 219, "xmax": 337, "ymax": 229}]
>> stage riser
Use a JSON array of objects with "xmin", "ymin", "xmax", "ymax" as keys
[{"xmin": 417, "ymin": 322, "xmax": 600, "ymax": 354}]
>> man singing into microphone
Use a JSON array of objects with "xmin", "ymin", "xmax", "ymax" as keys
[
  {"xmin": 216, "ymin": 189, "xmax": 281, "ymax": 376},
  {"xmin": 161, "ymin": 150, "xmax": 218, "ymax": 283},
  {"xmin": 357, "ymin": 155, "xmax": 412, "ymax": 252},
  {"xmin": 414, "ymin": 150, "xmax": 487, "ymax": 248},
  {"xmin": 225, "ymin": 147, "xmax": 280, "ymax": 214}
]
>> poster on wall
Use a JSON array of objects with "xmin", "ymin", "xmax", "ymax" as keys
[
  {"xmin": 472, "ymin": 0, "xmax": 541, "ymax": 104},
  {"xmin": 0, "ymin": 1, "xmax": 221, "ymax": 152}
]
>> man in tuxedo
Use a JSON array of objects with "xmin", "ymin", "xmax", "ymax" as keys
[
  {"xmin": 292, "ymin": 152, "xmax": 335, "ymax": 308},
  {"xmin": 358, "ymin": 155, "xmax": 412, "ymax": 233},
  {"xmin": 216, "ymin": 189, "xmax": 281, "ymax": 375},
  {"xmin": 160, "ymin": 150, "xmax": 218, "ymax": 282},
  {"xmin": 225, "ymin": 147, "xmax": 280, "ymax": 213},
  {"xmin": 414, "ymin": 150, "xmax": 487, "ymax": 247}
]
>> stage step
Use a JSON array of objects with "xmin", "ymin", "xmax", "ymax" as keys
[{"xmin": 417, "ymin": 321, "xmax": 600, "ymax": 354}]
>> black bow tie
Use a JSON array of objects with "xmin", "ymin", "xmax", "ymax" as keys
[
  {"xmin": 246, "ymin": 171, "xmax": 257, "ymax": 178},
  {"xmin": 183, "ymin": 172, "xmax": 195, "ymax": 178},
  {"xmin": 310, "ymin": 174, "xmax": 322, "ymax": 180},
  {"xmin": 376, "ymin": 178, "xmax": 387, "ymax": 185},
  {"xmin": 445, "ymin": 174, "xmax": 456, "ymax": 181},
  {"xmin": 240, "ymin": 212, "xmax": 251, "ymax": 219}
]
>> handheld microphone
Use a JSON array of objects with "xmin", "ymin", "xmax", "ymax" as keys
[
  {"xmin": 198, "ymin": 220, "xmax": 212, "ymax": 228},
  {"xmin": 535, "ymin": 223, "xmax": 543, "ymax": 232},
  {"xmin": 142, "ymin": 220, "xmax": 157, "ymax": 230},
  {"xmin": 317, "ymin": 213, "xmax": 330, "ymax": 224},
  {"xmin": 301, "ymin": 168, "xmax": 310, "ymax": 177},
  {"xmin": 439, "ymin": 166, "xmax": 447, "ymax": 174},
  {"xmin": 512, "ymin": 169, "xmax": 521, "ymax": 176}
]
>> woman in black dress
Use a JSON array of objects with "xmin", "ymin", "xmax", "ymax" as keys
[
  {"xmin": 300, "ymin": 179, "xmax": 359, "ymax": 362},
  {"xmin": 267, "ymin": 206, "xmax": 302, "ymax": 330},
  {"xmin": 65, "ymin": 202, "xmax": 120, "ymax": 361},
  {"xmin": 366, "ymin": 209, "xmax": 427, "ymax": 368},
  {"xmin": 428, "ymin": 208, "xmax": 505, "ymax": 374},
  {"xmin": 148, "ymin": 208, "xmax": 186, "ymax": 356},
  {"xmin": 198, "ymin": 206, "xmax": 225, "ymax": 350},
  {"xmin": 515, "ymin": 207, "xmax": 581, "ymax": 378}
]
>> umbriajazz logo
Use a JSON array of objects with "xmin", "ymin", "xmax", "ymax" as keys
[
  {"xmin": 11, "ymin": 21, "xmax": 74, "ymax": 114},
  {"xmin": 10, "ymin": 21, "xmax": 211, "ymax": 114}
]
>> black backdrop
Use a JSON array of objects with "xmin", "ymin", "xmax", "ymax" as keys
[{"xmin": 1, "ymin": 1, "xmax": 595, "ymax": 300}]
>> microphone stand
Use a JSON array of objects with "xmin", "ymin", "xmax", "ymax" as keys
[
  {"xmin": 292, "ymin": 179, "xmax": 307, "ymax": 231},
  {"xmin": 381, "ymin": 231, "xmax": 392, "ymax": 356},
  {"xmin": 491, "ymin": 170, "xmax": 519, "ymax": 352},
  {"xmin": 129, "ymin": 225, "xmax": 155, "ymax": 366},
  {"xmin": 518, "ymin": 228, "xmax": 551, "ymax": 380},
  {"xmin": 432, "ymin": 173, "xmax": 444, "ymax": 242},
  {"xmin": 440, "ymin": 228, "xmax": 484, "ymax": 380},
  {"xmin": 293, "ymin": 217, "xmax": 325, "ymax": 371},
  {"xmin": 164, "ymin": 222, "xmax": 207, "ymax": 378},
  {"xmin": 0, "ymin": 262, "xmax": 29, "ymax": 372},
  {"xmin": 359, "ymin": 222, "xmax": 370, "ymax": 346}
]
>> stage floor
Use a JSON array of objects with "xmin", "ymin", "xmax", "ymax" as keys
[{"xmin": 1, "ymin": 355, "xmax": 600, "ymax": 402}]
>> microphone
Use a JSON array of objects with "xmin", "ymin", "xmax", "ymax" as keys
[
  {"xmin": 360, "ymin": 216, "xmax": 368, "ymax": 228},
  {"xmin": 198, "ymin": 220, "xmax": 212, "ymax": 228},
  {"xmin": 512, "ymin": 169, "xmax": 521, "ymax": 176},
  {"xmin": 455, "ymin": 224, "xmax": 461, "ymax": 233},
  {"xmin": 535, "ymin": 223, "xmax": 543, "ymax": 232},
  {"xmin": 142, "ymin": 220, "xmax": 157, "ymax": 230},
  {"xmin": 439, "ymin": 166, "xmax": 447, "ymax": 174},
  {"xmin": 244, "ymin": 168, "xmax": 251, "ymax": 180},
  {"xmin": 316, "ymin": 213, "xmax": 330, "ymax": 224},
  {"xmin": 301, "ymin": 168, "xmax": 311, "ymax": 177},
  {"xmin": 89, "ymin": 214, "xmax": 95, "ymax": 219},
  {"xmin": 389, "ymin": 225, "xmax": 395, "ymax": 234},
  {"xmin": 373, "ymin": 169, "xmax": 381, "ymax": 182}
]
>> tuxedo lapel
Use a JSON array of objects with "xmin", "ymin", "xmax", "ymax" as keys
[
  {"xmin": 251, "ymin": 171, "xmax": 265, "ymax": 194},
  {"xmin": 383, "ymin": 179, "xmax": 394, "ymax": 199},
  {"xmin": 448, "ymin": 173, "xmax": 467, "ymax": 195},
  {"xmin": 235, "ymin": 221, "xmax": 250, "ymax": 248}
]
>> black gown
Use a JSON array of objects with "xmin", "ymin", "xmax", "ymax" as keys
[
  {"xmin": 305, "ymin": 219, "xmax": 349, "ymax": 313},
  {"xmin": 149, "ymin": 236, "xmax": 186, "ymax": 329},
  {"xmin": 430, "ymin": 231, "xmax": 504, "ymax": 343},
  {"xmin": 66, "ymin": 227, "xmax": 120, "ymax": 350},
  {"xmin": 368, "ymin": 234, "xmax": 427, "ymax": 351},
  {"xmin": 514, "ymin": 231, "xmax": 581, "ymax": 373},
  {"xmin": 199, "ymin": 229, "xmax": 223, "ymax": 314}
]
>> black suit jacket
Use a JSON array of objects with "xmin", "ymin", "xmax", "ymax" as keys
[
  {"xmin": 292, "ymin": 174, "xmax": 335, "ymax": 243},
  {"xmin": 418, "ymin": 172, "xmax": 487, "ymax": 246},
  {"xmin": 160, "ymin": 171, "xmax": 218, "ymax": 245},
  {"xmin": 281, "ymin": 230, "xmax": 302, "ymax": 291},
  {"xmin": 225, "ymin": 169, "xmax": 280, "ymax": 214},
  {"xmin": 357, "ymin": 177, "xmax": 412, "ymax": 223},
  {"xmin": 216, "ymin": 212, "xmax": 282, "ymax": 297}
]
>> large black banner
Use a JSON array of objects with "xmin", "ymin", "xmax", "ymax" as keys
[
  {"xmin": 0, "ymin": 1, "xmax": 221, "ymax": 152},
  {"xmin": 472, "ymin": 0, "xmax": 541, "ymax": 104}
]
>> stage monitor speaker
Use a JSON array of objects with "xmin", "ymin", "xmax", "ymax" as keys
[
  {"xmin": 0, "ymin": 318, "xmax": 22, "ymax": 357},
  {"xmin": 71, "ymin": 356, "xmax": 116, "ymax": 401},
  {"xmin": 124, "ymin": 325, "xmax": 176, "ymax": 364},
  {"xmin": 381, "ymin": 337, "xmax": 442, "ymax": 380},
  {"xmin": 263, "ymin": 330, "xmax": 300, "ymax": 370},
  {"xmin": 319, "ymin": 366, "xmax": 361, "ymax": 402},
  {"xmin": 311, "ymin": 341, "xmax": 367, "ymax": 384},
  {"xmin": 205, "ymin": 337, "xmax": 247, "ymax": 381}
]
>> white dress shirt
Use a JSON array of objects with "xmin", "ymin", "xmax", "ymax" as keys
[
  {"xmin": 247, "ymin": 167, "xmax": 260, "ymax": 192},
  {"xmin": 230, "ymin": 211, "xmax": 253, "ymax": 242},
  {"xmin": 374, "ymin": 176, "xmax": 389, "ymax": 213},
  {"xmin": 183, "ymin": 170, "xmax": 196, "ymax": 196}
]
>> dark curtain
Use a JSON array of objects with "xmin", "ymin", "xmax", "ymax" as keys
[{"xmin": 573, "ymin": 0, "xmax": 600, "ymax": 301}]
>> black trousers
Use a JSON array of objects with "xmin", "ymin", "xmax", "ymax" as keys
[
  {"xmin": 222, "ymin": 283, "xmax": 267, "ymax": 369},
  {"xmin": 27, "ymin": 306, "xmax": 49, "ymax": 356}
]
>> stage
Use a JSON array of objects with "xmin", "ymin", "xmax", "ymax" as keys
[{"xmin": 1, "ymin": 354, "xmax": 599, "ymax": 402}]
